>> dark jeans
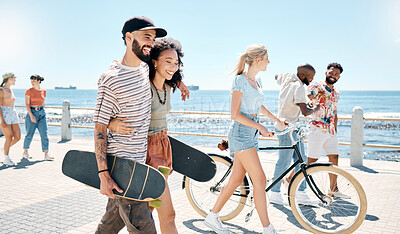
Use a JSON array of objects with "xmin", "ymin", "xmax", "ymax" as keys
[{"xmin": 96, "ymin": 197, "xmax": 156, "ymax": 234}]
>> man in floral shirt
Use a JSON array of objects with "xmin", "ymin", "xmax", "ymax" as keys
[{"xmin": 306, "ymin": 62, "xmax": 349, "ymax": 198}]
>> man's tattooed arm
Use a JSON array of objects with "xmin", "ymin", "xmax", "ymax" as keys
[
  {"xmin": 94, "ymin": 123, "xmax": 108, "ymax": 170},
  {"xmin": 94, "ymin": 122, "xmax": 122, "ymax": 196}
]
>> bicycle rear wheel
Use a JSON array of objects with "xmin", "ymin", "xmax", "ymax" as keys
[
  {"xmin": 184, "ymin": 155, "xmax": 248, "ymax": 221},
  {"xmin": 289, "ymin": 165, "xmax": 367, "ymax": 234}
]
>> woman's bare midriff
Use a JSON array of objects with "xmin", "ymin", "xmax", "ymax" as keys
[{"xmin": 0, "ymin": 88, "xmax": 16, "ymax": 107}]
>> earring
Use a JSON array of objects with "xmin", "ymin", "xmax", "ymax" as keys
[{"xmin": 155, "ymin": 66, "xmax": 157, "ymax": 70}]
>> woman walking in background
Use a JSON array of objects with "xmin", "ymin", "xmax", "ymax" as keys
[
  {"xmin": 23, "ymin": 75, "xmax": 53, "ymax": 161},
  {"xmin": 109, "ymin": 37, "xmax": 188, "ymax": 234},
  {"xmin": 0, "ymin": 72, "xmax": 21, "ymax": 166},
  {"xmin": 204, "ymin": 44, "xmax": 285, "ymax": 234}
]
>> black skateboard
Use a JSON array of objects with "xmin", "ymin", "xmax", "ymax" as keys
[
  {"xmin": 169, "ymin": 136, "xmax": 216, "ymax": 182},
  {"xmin": 62, "ymin": 150, "xmax": 169, "ymax": 204}
]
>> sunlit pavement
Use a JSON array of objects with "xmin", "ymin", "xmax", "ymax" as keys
[{"xmin": 1, "ymin": 134, "xmax": 399, "ymax": 233}]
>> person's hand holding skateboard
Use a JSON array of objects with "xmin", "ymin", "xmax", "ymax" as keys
[{"xmin": 99, "ymin": 171, "xmax": 123, "ymax": 199}]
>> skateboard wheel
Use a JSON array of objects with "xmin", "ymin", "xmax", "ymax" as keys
[
  {"xmin": 158, "ymin": 166, "xmax": 170, "ymax": 175},
  {"xmin": 149, "ymin": 199, "xmax": 162, "ymax": 208}
]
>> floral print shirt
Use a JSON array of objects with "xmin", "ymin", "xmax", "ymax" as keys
[{"xmin": 307, "ymin": 81, "xmax": 339, "ymax": 135}]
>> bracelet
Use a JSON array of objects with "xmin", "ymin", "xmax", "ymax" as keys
[{"xmin": 98, "ymin": 169, "xmax": 108, "ymax": 174}]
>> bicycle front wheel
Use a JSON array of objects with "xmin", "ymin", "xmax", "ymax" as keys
[
  {"xmin": 184, "ymin": 155, "xmax": 248, "ymax": 221},
  {"xmin": 289, "ymin": 165, "xmax": 367, "ymax": 234}
]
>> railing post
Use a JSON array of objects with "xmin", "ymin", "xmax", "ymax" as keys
[
  {"xmin": 350, "ymin": 106, "xmax": 364, "ymax": 166},
  {"xmin": 61, "ymin": 100, "xmax": 72, "ymax": 141}
]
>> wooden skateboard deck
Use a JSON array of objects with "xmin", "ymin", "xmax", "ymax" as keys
[
  {"xmin": 169, "ymin": 136, "xmax": 216, "ymax": 182},
  {"xmin": 62, "ymin": 150, "xmax": 166, "ymax": 202}
]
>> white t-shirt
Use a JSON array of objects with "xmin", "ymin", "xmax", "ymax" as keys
[{"xmin": 274, "ymin": 73, "xmax": 306, "ymax": 131}]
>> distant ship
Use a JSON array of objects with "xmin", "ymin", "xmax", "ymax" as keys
[
  {"xmin": 55, "ymin": 85, "xmax": 77, "ymax": 90},
  {"xmin": 187, "ymin": 85, "xmax": 199, "ymax": 91}
]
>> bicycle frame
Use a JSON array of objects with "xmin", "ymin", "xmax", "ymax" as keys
[
  {"xmin": 260, "ymin": 144, "xmax": 304, "ymax": 193},
  {"xmin": 212, "ymin": 126, "xmax": 333, "ymax": 203},
  {"xmin": 260, "ymin": 143, "xmax": 331, "ymax": 204},
  {"xmin": 209, "ymin": 144, "xmax": 310, "ymax": 199}
]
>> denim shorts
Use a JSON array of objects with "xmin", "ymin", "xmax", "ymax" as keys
[{"xmin": 228, "ymin": 113, "xmax": 259, "ymax": 157}]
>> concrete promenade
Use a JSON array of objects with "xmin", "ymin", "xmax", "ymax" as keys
[{"xmin": 1, "ymin": 134, "xmax": 400, "ymax": 233}]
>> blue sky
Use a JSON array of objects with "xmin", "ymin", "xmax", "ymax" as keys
[{"xmin": 1, "ymin": 0, "xmax": 399, "ymax": 90}]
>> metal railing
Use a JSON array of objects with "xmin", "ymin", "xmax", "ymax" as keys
[{"xmin": 13, "ymin": 103, "xmax": 400, "ymax": 166}]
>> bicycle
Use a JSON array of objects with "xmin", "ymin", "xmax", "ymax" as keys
[{"xmin": 184, "ymin": 123, "xmax": 367, "ymax": 234}]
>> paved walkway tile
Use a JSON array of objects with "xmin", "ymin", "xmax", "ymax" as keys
[{"xmin": 1, "ymin": 134, "xmax": 399, "ymax": 233}]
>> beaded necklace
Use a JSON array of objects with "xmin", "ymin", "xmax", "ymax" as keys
[{"xmin": 150, "ymin": 80, "xmax": 166, "ymax": 105}]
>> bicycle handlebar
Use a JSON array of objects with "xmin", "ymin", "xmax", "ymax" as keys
[
  {"xmin": 274, "ymin": 123, "xmax": 307, "ymax": 146},
  {"xmin": 274, "ymin": 123, "xmax": 301, "ymax": 136}
]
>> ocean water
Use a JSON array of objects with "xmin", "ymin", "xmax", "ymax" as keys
[{"xmin": 11, "ymin": 89, "xmax": 400, "ymax": 161}]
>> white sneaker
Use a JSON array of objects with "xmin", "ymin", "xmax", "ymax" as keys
[
  {"xmin": 263, "ymin": 224, "xmax": 278, "ymax": 234},
  {"xmin": 22, "ymin": 152, "xmax": 32, "ymax": 159},
  {"xmin": 269, "ymin": 191, "xmax": 288, "ymax": 206},
  {"xmin": 281, "ymin": 177, "xmax": 290, "ymax": 195},
  {"xmin": 328, "ymin": 189, "xmax": 351, "ymax": 199},
  {"xmin": 44, "ymin": 154, "xmax": 54, "ymax": 161},
  {"xmin": 204, "ymin": 212, "xmax": 230, "ymax": 234},
  {"xmin": 3, "ymin": 157, "xmax": 15, "ymax": 166},
  {"xmin": 296, "ymin": 191, "xmax": 319, "ymax": 206}
]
